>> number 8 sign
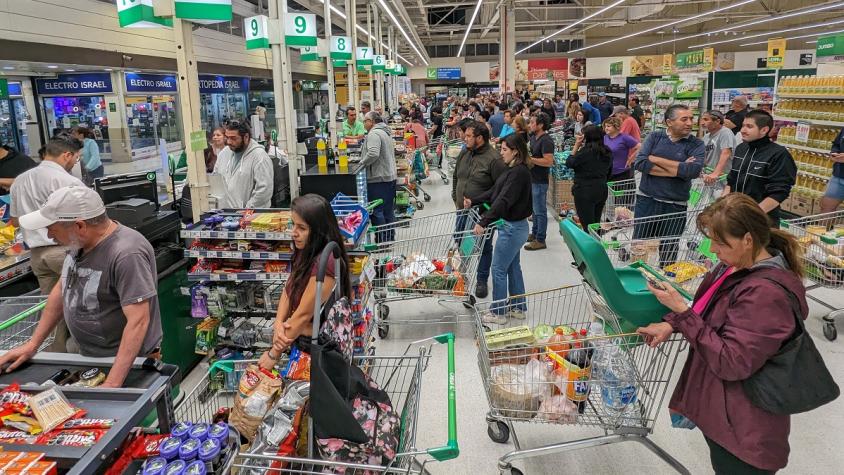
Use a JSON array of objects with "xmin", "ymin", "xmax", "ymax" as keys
[
  {"xmin": 330, "ymin": 36, "xmax": 352, "ymax": 60},
  {"xmin": 244, "ymin": 15, "xmax": 269, "ymax": 50},
  {"xmin": 285, "ymin": 13, "xmax": 317, "ymax": 46}
]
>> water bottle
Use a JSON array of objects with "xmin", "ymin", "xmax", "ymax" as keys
[{"xmin": 598, "ymin": 338, "xmax": 638, "ymax": 417}]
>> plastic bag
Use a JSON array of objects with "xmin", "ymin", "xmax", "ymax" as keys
[
  {"xmin": 245, "ymin": 381, "xmax": 310, "ymax": 475},
  {"xmin": 535, "ymin": 395, "xmax": 578, "ymax": 423},
  {"xmin": 489, "ymin": 360, "xmax": 554, "ymax": 417}
]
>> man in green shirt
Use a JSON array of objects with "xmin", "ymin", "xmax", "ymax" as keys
[{"xmin": 342, "ymin": 106, "xmax": 366, "ymax": 140}]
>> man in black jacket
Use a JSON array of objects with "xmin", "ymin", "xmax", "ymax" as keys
[
  {"xmin": 724, "ymin": 110, "xmax": 796, "ymax": 224},
  {"xmin": 0, "ymin": 141, "xmax": 37, "ymax": 195}
]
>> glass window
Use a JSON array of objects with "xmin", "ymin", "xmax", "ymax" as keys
[
  {"xmin": 200, "ymin": 92, "xmax": 248, "ymax": 133},
  {"xmin": 125, "ymin": 95, "xmax": 183, "ymax": 158},
  {"xmin": 42, "ymin": 96, "xmax": 111, "ymax": 156}
]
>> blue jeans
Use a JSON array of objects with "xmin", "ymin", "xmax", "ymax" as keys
[
  {"xmin": 531, "ymin": 183, "xmax": 549, "ymax": 242},
  {"xmin": 367, "ymin": 181, "xmax": 396, "ymax": 242},
  {"xmin": 491, "ymin": 219, "xmax": 529, "ymax": 315},
  {"xmin": 632, "ymin": 195, "xmax": 687, "ymax": 267},
  {"xmin": 455, "ymin": 210, "xmax": 493, "ymax": 283}
]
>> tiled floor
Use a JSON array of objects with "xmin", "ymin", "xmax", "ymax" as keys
[{"xmin": 182, "ymin": 171, "xmax": 844, "ymax": 475}]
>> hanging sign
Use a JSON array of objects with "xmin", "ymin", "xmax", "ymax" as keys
[
  {"xmin": 675, "ymin": 50, "xmax": 706, "ymax": 70},
  {"xmin": 817, "ymin": 34, "xmax": 844, "ymax": 62},
  {"xmin": 767, "ymin": 38, "xmax": 786, "ymax": 69},
  {"xmin": 662, "ymin": 54, "xmax": 674, "ymax": 74},
  {"xmin": 703, "ymin": 48, "xmax": 715, "ymax": 72},
  {"xmin": 35, "ymin": 73, "xmax": 114, "ymax": 95},
  {"xmin": 0, "ymin": 79, "xmax": 7, "ymax": 100},
  {"xmin": 300, "ymin": 45, "xmax": 321, "ymax": 62},
  {"xmin": 7, "ymin": 82, "xmax": 21, "ymax": 97},
  {"xmin": 356, "ymin": 47, "xmax": 374, "ymax": 66},
  {"xmin": 332, "ymin": 60, "xmax": 347, "ymax": 68},
  {"xmin": 125, "ymin": 73, "xmax": 178, "ymax": 93},
  {"xmin": 244, "ymin": 15, "xmax": 270, "ymax": 50},
  {"xmin": 285, "ymin": 12, "xmax": 317, "ymax": 47},
  {"xmin": 609, "ymin": 61, "xmax": 623, "ymax": 76},
  {"xmin": 116, "ymin": 0, "xmax": 172, "ymax": 28},
  {"xmin": 394, "ymin": 64, "xmax": 406, "ymax": 76},
  {"xmin": 795, "ymin": 121, "xmax": 811, "ymax": 144},
  {"xmin": 426, "ymin": 67, "xmax": 437, "ymax": 80},
  {"xmin": 372, "ymin": 55, "xmax": 387, "ymax": 71},
  {"xmin": 384, "ymin": 59, "xmax": 395, "ymax": 75},
  {"xmin": 174, "ymin": 0, "xmax": 232, "ymax": 25},
  {"xmin": 330, "ymin": 36, "xmax": 352, "ymax": 60}
]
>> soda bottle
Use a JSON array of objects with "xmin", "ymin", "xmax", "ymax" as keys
[
  {"xmin": 338, "ymin": 140, "xmax": 349, "ymax": 171},
  {"xmin": 317, "ymin": 138, "xmax": 328, "ymax": 172},
  {"xmin": 547, "ymin": 327, "xmax": 571, "ymax": 356}
]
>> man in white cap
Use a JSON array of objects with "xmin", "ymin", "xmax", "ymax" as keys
[{"xmin": 0, "ymin": 185, "xmax": 163, "ymax": 388}]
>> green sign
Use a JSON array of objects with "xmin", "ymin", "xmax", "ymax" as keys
[
  {"xmin": 356, "ymin": 47, "xmax": 374, "ymax": 66},
  {"xmin": 372, "ymin": 55, "xmax": 386, "ymax": 72},
  {"xmin": 244, "ymin": 15, "xmax": 270, "ymax": 50},
  {"xmin": 300, "ymin": 45, "xmax": 321, "ymax": 62},
  {"xmin": 330, "ymin": 36, "xmax": 352, "ymax": 60},
  {"xmin": 609, "ymin": 61, "xmax": 623, "ymax": 76},
  {"xmin": 174, "ymin": 0, "xmax": 232, "ymax": 25},
  {"xmin": 332, "ymin": 60, "xmax": 347, "ymax": 68},
  {"xmin": 817, "ymin": 34, "xmax": 844, "ymax": 58},
  {"xmin": 426, "ymin": 67, "xmax": 437, "ymax": 80},
  {"xmin": 190, "ymin": 130, "xmax": 207, "ymax": 152},
  {"xmin": 116, "ymin": 0, "xmax": 172, "ymax": 28},
  {"xmin": 675, "ymin": 50, "xmax": 706, "ymax": 70},
  {"xmin": 285, "ymin": 12, "xmax": 317, "ymax": 47},
  {"xmin": 0, "ymin": 79, "xmax": 7, "ymax": 100}
]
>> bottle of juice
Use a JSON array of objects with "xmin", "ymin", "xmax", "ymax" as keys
[
  {"xmin": 547, "ymin": 327, "xmax": 572, "ymax": 357},
  {"xmin": 317, "ymin": 137, "xmax": 327, "ymax": 172},
  {"xmin": 337, "ymin": 140, "xmax": 349, "ymax": 171}
]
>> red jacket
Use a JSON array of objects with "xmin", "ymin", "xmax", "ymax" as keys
[{"xmin": 663, "ymin": 256, "xmax": 808, "ymax": 471}]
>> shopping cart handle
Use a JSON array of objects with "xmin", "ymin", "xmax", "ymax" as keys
[
  {"xmin": 427, "ymin": 333, "xmax": 459, "ymax": 462},
  {"xmin": 479, "ymin": 203, "xmax": 505, "ymax": 228},
  {"xmin": 0, "ymin": 301, "xmax": 47, "ymax": 332},
  {"xmin": 366, "ymin": 199, "xmax": 384, "ymax": 211}
]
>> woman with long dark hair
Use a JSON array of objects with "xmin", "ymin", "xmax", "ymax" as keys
[
  {"xmin": 465, "ymin": 133, "xmax": 533, "ymax": 324},
  {"xmin": 258, "ymin": 194, "xmax": 351, "ymax": 370},
  {"xmin": 70, "ymin": 126, "xmax": 103, "ymax": 185},
  {"xmin": 566, "ymin": 124, "xmax": 612, "ymax": 230}
]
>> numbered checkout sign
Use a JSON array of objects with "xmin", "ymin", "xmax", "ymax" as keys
[
  {"xmin": 330, "ymin": 36, "xmax": 353, "ymax": 61},
  {"xmin": 384, "ymin": 59, "xmax": 395, "ymax": 75},
  {"xmin": 244, "ymin": 15, "xmax": 269, "ymax": 50},
  {"xmin": 372, "ymin": 55, "xmax": 387, "ymax": 72},
  {"xmin": 116, "ymin": 0, "xmax": 172, "ymax": 28},
  {"xmin": 285, "ymin": 12, "xmax": 317, "ymax": 47},
  {"xmin": 300, "ymin": 45, "xmax": 322, "ymax": 62},
  {"xmin": 356, "ymin": 47, "xmax": 374, "ymax": 66}
]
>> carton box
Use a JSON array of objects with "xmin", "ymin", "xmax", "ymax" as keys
[{"xmin": 792, "ymin": 195, "xmax": 814, "ymax": 216}]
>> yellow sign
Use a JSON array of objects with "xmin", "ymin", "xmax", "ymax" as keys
[
  {"xmin": 662, "ymin": 54, "xmax": 673, "ymax": 74},
  {"xmin": 703, "ymin": 48, "xmax": 715, "ymax": 72},
  {"xmin": 767, "ymin": 38, "xmax": 786, "ymax": 69}
]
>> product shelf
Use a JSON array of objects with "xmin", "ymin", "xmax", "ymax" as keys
[
  {"xmin": 773, "ymin": 115, "xmax": 844, "ymax": 128},
  {"xmin": 777, "ymin": 94, "xmax": 844, "ymax": 100},
  {"xmin": 187, "ymin": 272, "xmax": 290, "ymax": 282},
  {"xmin": 184, "ymin": 249, "xmax": 293, "ymax": 260},
  {"xmin": 180, "ymin": 229, "xmax": 293, "ymax": 240},
  {"xmin": 783, "ymin": 143, "xmax": 833, "ymax": 154}
]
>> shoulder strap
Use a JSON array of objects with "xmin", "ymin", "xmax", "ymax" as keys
[{"xmin": 753, "ymin": 276, "xmax": 806, "ymax": 334}]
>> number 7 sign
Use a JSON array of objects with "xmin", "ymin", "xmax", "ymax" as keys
[{"xmin": 356, "ymin": 47, "xmax": 373, "ymax": 65}]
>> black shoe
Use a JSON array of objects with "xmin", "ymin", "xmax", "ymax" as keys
[{"xmin": 475, "ymin": 281, "xmax": 488, "ymax": 299}]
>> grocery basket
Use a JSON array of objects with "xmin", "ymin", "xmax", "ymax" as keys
[
  {"xmin": 780, "ymin": 210, "xmax": 844, "ymax": 341},
  {"xmin": 475, "ymin": 285, "xmax": 688, "ymax": 475},
  {"xmin": 589, "ymin": 208, "xmax": 718, "ymax": 296},
  {"xmin": 0, "ymin": 296, "xmax": 54, "ymax": 351},
  {"xmin": 366, "ymin": 208, "xmax": 493, "ymax": 338}
]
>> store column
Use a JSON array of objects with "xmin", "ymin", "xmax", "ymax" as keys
[
  {"xmin": 345, "ymin": 0, "xmax": 358, "ymax": 109},
  {"xmin": 270, "ymin": 0, "xmax": 300, "ymax": 198},
  {"xmin": 324, "ymin": 0, "xmax": 339, "ymax": 146},
  {"xmin": 499, "ymin": 0, "xmax": 516, "ymax": 98},
  {"xmin": 374, "ymin": 7, "xmax": 384, "ymax": 111}
]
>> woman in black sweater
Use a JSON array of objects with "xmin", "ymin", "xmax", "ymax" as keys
[
  {"xmin": 465, "ymin": 134, "xmax": 533, "ymax": 325},
  {"xmin": 566, "ymin": 124, "xmax": 613, "ymax": 231}
]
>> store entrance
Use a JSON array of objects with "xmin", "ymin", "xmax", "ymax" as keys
[
  {"xmin": 200, "ymin": 92, "xmax": 247, "ymax": 132},
  {"xmin": 41, "ymin": 95, "xmax": 110, "ymax": 155},
  {"xmin": 126, "ymin": 95, "xmax": 182, "ymax": 157}
]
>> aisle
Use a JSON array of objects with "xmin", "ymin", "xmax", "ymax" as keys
[{"xmin": 378, "ymin": 173, "xmax": 844, "ymax": 475}]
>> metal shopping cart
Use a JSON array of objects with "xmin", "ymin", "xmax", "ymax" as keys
[
  {"xmin": 780, "ymin": 210, "xmax": 844, "ymax": 341},
  {"xmin": 475, "ymin": 285, "xmax": 688, "ymax": 475},
  {"xmin": 366, "ymin": 208, "xmax": 493, "ymax": 338},
  {"xmin": 425, "ymin": 137, "xmax": 449, "ymax": 184},
  {"xmin": 589, "ymin": 208, "xmax": 718, "ymax": 296},
  {"xmin": 441, "ymin": 138, "xmax": 464, "ymax": 178},
  {"xmin": 0, "ymin": 296, "xmax": 54, "ymax": 351}
]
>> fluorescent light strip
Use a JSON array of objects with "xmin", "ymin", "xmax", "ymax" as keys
[
  {"xmin": 689, "ymin": 17, "xmax": 844, "ymax": 49},
  {"xmin": 518, "ymin": 0, "xmax": 626, "ymax": 54},
  {"xmin": 377, "ymin": 0, "xmax": 429, "ymax": 65},
  {"xmin": 628, "ymin": 1, "xmax": 844, "ymax": 52},
  {"xmin": 309, "ymin": 2, "xmax": 412, "ymax": 65},
  {"xmin": 457, "ymin": 0, "xmax": 483, "ymax": 57},
  {"xmin": 570, "ymin": 0, "xmax": 756, "ymax": 53},
  {"xmin": 740, "ymin": 27, "xmax": 844, "ymax": 47}
]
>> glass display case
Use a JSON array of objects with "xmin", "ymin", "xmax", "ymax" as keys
[{"xmin": 41, "ymin": 95, "xmax": 111, "ymax": 154}]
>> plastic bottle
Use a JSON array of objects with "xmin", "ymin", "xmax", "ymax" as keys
[
  {"xmin": 547, "ymin": 327, "xmax": 571, "ymax": 356},
  {"xmin": 317, "ymin": 137, "xmax": 327, "ymax": 172},
  {"xmin": 338, "ymin": 140, "xmax": 349, "ymax": 171},
  {"xmin": 596, "ymin": 335, "xmax": 638, "ymax": 417}
]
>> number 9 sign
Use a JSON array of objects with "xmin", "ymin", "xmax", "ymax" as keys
[
  {"xmin": 285, "ymin": 13, "xmax": 317, "ymax": 46},
  {"xmin": 244, "ymin": 15, "xmax": 269, "ymax": 50}
]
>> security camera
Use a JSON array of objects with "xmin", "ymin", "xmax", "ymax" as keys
[{"xmin": 122, "ymin": 54, "xmax": 134, "ymax": 62}]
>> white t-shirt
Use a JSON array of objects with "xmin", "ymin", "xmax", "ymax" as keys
[
  {"xmin": 702, "ymin": 127, "xmax": 736, "ymax": 172},
  {"xmin": 10, "ymin": 161, "xmax": 85, "ymax": 248}
]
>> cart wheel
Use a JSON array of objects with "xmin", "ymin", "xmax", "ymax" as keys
[
  {"xmin": 378, "ymin": 324, "xmax": 390, "ymax": 339},
  {"xmin": 617, "ymin": 247, "xmax": 631, "ymax": 263},
  {"xmin": 378, "ymin": 304, "xmax": 390, "ymax": 319},
  {"xmin": 424, "ymin": 193, "xmax": 431, "ymax": 202},
  {"xmin": 501, "ymin": 467, "xmax": 523, "ymax": 475},
  {"xmin": 463, "ymin": 295, "xmax": 476, "ymax": 309},
  {"xmin": 487, "ymin": 420, "xmax": 510, "ymax": 444},
  {"xmin": 417, "ymin": 202, "xmax": 425, "ymax": 210},
  {"xmin": 823, "ymin": 322, "xmax": 837, "ymax": 341}
]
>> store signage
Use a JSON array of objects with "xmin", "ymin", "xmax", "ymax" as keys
[
  {"xmin": 675, "ymin": 50, "xmax": 706, "ymax": 70},
  {"xmin": 385, "ymin": 60, "xmax": 395, "ymax": 75},
  {"xmin": 527, "ymin": 58, "xmax": 568, "ymax": 81},
  {"xmin": 7, "ymin": 82, "xmax": 21, "ymax": 97},
  {"xmin": 703, "ymin": 48, "xmax": 714, "ymax": 72},
  {"xmin": 426, "ymin": 67, "xmax": 437, "ymax": 80},
  {"xmin": 0, "ymin": 79, "xmax": 7, "ymax": 100},
  {"xmin": 244, "ymin": 15, "xmax": 270, "ymax": 50},
  {"xmin": 174, "ymin": 0, "xmax": 232, "ymax": 25},
  {"xmin": 356, "ymin": 47, "xmax": 374, "ymax": 66},
  {"xmin": 372, "ymin": 55, "xmax": 387, "ymax": 72},
  {"xmin": 198, "ymin": 75, "xmax": 248, "ymax": 94},
  {"xmin": 609, "ymin": 61, "xmax": 623, "ymax": 76},
  {"xmin": 437, "ymin": 68, "xmax": 461, "ymax": 80},
  {"xmin": 817, "ymin": 34, "xmax": 844, "ymax": 61},
  {"xmin": 800, "ymin": 53, "xmax": 814, "ymax": 66},
  {"xmin": 300, "ymin": 45, "xmax": 321, "ymax": 62},
  {"xmin": 35, "ymin": 73, "xmax": 114, "ymax": 95},
  {"xmin": 795, "ymin": 121, "xmax": 810, "ymax": 144},
  {"xmin": 285, "ymin": 12, "xmax": 317, "ymax": 47},
  {"xmin": 116, "ymin": 0, "xmax": 172, "ymax": 28},
  {"xmin": 125, "ymin": 73, "xmax": 178, "ymax": 93},
  {"xmin": 190, "ymin": 130, "xmax": 207, "ymax": 152},
  {"xmin": 330, "ymin": 36, "xmax": 353, "ymax": 60},
  {"xmin": 662, "ymin": 54, "xmax": 673, "ymax": 74},
  {"xmin": 767, "ymin": 38, "xmax": 786, "ymax": 69},
  {"xmin": 332, "ymin": 60, "xmax": 347, "ymax": 69}
]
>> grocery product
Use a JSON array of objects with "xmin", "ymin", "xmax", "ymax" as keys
[{"xmin": 592, "ymin": 337, "xmax": 638, "ymax": 417}]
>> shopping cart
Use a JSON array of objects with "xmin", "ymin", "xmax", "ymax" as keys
[
  {"xmin": 475, "ymin": 285, "xmax": 688, "ymax": 475},
  {"xmin": 780, "ymin": 210, "xmax": 844, "ymax": 341},
  {"xmin": 441, "ymin": 138, "xmax": 464, "ymax": 178},
  {"xmin": 0, "ymin": 296, "xmax": 54, "ymax": 351},
  {"xmin": 366, "ymin": 208, "xmax": 493, "ymax": 338},
  {"xmin": 589, "ymin": 208, "xmax": 717, "ymax": 296},
  {"xmin": 424, "ymin": 137, "xmax": 449, "ymax": 184}
]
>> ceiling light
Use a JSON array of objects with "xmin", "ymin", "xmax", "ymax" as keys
[
  {"xmin": 47, "ymin": 65, "xmax": 58, "ymax": 69},
  {"xmin": 104, "ymin": 68, "xmax": 113, "ymax": 71},
  {"xmin": 2, "ymin": 66, "xmax": 14, "ymax": 70},
  {"xmin": 311, "ymin": 1, "xmax": 413, "ymax": 64},
  {"xmin": 457, "ymin": 0, "xmax": 483, "ymax": 57},
  {"xmin": 628, "ymin": 1, "xmax": 844, "ymax": 51},
  {"xmin": 573, "ymin": 0, "xmax": 755, "ymax": 53},
  {"xmin": 518, "ymin": 0, "xmax": 625, "ymax": 54},
  {"xmin": 689, "ymin": 17, "xmax": 844, "ymax": 48},
  {"xmin": 65, "ymin": 69, "xmax": 75, "ymax": 72},
  {"xmin": 376, "ymin": 0, "xmax": 429, "ymax": 64},
  {"xmin": 739, "ymin": 27, "xmax": 844, "ymax": 47}
]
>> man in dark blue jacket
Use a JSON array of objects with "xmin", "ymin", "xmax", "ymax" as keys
[{"xmin": 633, "ymin": 104, "xmax": 705, "ymax": 266}]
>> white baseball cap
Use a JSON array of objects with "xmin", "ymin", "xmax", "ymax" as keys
[{"xmin": 19, "ymin": 185, "xmax": 106, "ymax": 230}]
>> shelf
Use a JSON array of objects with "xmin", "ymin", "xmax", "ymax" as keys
[
  {"xmin": 783, "ymin": 143, "xmax": 832, "ymax": 154},
  {"xmin": 185, "ymin": 249, "xmax": 293, "ymax": 260},
  {"xmin": 773, "ymin": 115, "xmax": 844, "ymax": 128},
  {"xmin": 797, "ymin": 169, "xmax": 832, "ymax": 181},
  {"xmin": 606, "ymin": 93, "xmax": 626, "ymax": 98},
  {"xmin": 187, "ymin": 272, "xmax": 290, "ymax": 282},
  {"xmin": 181, "ymin": 229, "xmax": 293, "ymax": 240},
  {"xmin": 713, "ymin": 101, "xmax": 772, "ymax": 106},
  {"xmin": 777, "ymin": 93, "xmax": 844, "ymax": 100}
]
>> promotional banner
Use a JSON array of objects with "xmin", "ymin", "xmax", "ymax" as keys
[
  {"xmin": 124, "ymin": 73, "xmax": 178, "ymax": 93},
  {"xmin": 675, "ymin": 50, "xmax": 706, "ymax": 71},
  {"xmin": 715, "ymin": 52, "xmax": 736, "ymax": 71},
  {"xmin": 174, "ymin": 0, "xmax": 232, "ymax": 25},
  {"xmin": 817, "ymin": 34, "xmax": 844, "ymax": 63},
  {"xmin": 662, "ymin": 54, "xmax": 674, "ymax": 74},
  {"xmin": 526, "ymin": 58, "xmax": 568, "ymax": 81},
  {"xmin": 569, "ymin": 58, "xmax": 586, "ymax": 78},
  {"xmin": 703, "ymin": 48, "xmax": 715, "ymax": 72},
  {"xmin": 244, "ymin": 15, "xmax": 270, "ymax": 50},
  {"xmin": 630, "ymin": 56, "xmax": 663, "ymax": 76},
  {"xmin": 767, "ymin": 38, "xmax": 786, "ymax": 69},
  {"xmin": 609, "ymin": 61, "xmax": 623, "ymax": 76},
  {"xmin": 117, "ymin": 0, "xmax": 172, "ymax": 28}
]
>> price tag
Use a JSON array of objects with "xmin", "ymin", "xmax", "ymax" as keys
[
  {"xmin": 795, "ymin": 121, "xmax": 810, "ymax": 144},
  {"xmin": 245, "ymin": 232, "xmax": 257, "ymax": 239},
  {"xmin": 209, "ymin": 274, "xmax": 221, "ymax": 281},
  {"xmin": 259, "ymin": 252, "xmax": 270, "ymax": 259},
  {"xmin": 222, "ymin": 251, "xmax": 236, "ymax": 258},
  {"xmin": 200, "ymin": 231, "xmax": 211, "ymax": 238},
  {"xmin": 180, "ymin": 287, "xmax": 192, "ymax": 296}
]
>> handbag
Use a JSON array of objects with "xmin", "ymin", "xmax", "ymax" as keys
[{"xmin": 741, "ymin": 277, "xmax": 840, "ymax": 415}]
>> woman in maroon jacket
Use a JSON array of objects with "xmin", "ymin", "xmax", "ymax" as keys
[{"xmin": 638, "ymin": 193, "xmax": 808, "ymax": 474}]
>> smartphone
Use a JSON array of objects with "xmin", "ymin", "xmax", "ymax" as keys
[{"xmin": 639, "ymin": 268, "xmax": 666, "ymax": 290}]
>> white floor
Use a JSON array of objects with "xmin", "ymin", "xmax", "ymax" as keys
[{"xmin": 181, "ymin": 171, "xmax": 844, "ymax": 475}]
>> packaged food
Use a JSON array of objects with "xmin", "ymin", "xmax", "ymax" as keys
[
  {"xmin": 188, "ymin": 422, "xmax": 209, "ymax": 442},
  {"xmin": 37, "ymin": 429, "xmax": 105, "ymax": 447},
  {"xmin": 282, "ymin": 346, "xmax": 311, "ymax": 381},
  {"xmin": 0, "ymin": 429, "xmax": 37, "ymax": 444},
  {"xmin": 489, "ymin": 361, "xmax": 552, "ymax": 418},
  {"xmin": 13, "ymin": 460, "xmax": 56, "ymax": 475},
  {"xmin": 129, "ymin": 433, "xmax": 169, "ymax": 458},
  {"xmin": 1, "ymin": 413, "xmax": 42, "ymax": 434},
  {"xmin": 484, "ymin": 325, "xmax": 535, "ymax": 350},
  {"xmin": 170, "ymin": 421, "xmax": 192, "ymax": 441},
  {"xmin": 141, "ymin": 457, "xmax": 168, "ymax": 475},
  {"xmin": 0, "ymin": 384, "xmax": 33, "ymax": 416},
  {"xmin": 198, "ymin": 437, "xmax": 221, "ymax": 470},
  {"xmin": 185, "ymin": 460, "xmax": 207, "ymax": 475},
  {"xmin": 194, "ymin": 317, "xmax": 221, "ymax": 355},
  {"xmin": 57, "ymin": 418, "xmax": 115, "ymax": 430},
  {"xmin": 0, "ymin": 451, "xmax": 42, "ymax": 469},
  {"xmin": 42, "ymin": 369, "xmax": 71, "ymax": 386},
  {"xmin": 178, "ymin": 437, "xmax": 201, "ymax": 462},
  {"xmin": 159, "ymin": 436, "xmax": 182, "ymax": 461},
  {"xmin": 164, "ymin": 459, "xmax": 186, "ymax": 475},
  {"xmin": 207, "ymin": 422, "xmax": 229, "ymax": 446},
  {"xmin": 28, "ymin": 388, "xmax": 79, "ymax": 433}
]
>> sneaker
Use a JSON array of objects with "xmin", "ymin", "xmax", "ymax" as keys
[
  {"xmin": 475, "ymin": 281, "xmax": 489, "ymax": 299},
  {"xmin": 508, "ymin": 309, "xmax": 527, "ymax": 320},
  {"xmin": 524, "ymin": 241, "xmax": 547, "ymax": 251},
  {"xmin": 527, "ymin": 234, "xmax": 535, "ymax": 243},
  {"xmin": 482, "ymin": 312, "xmax": 507, "ymax": 325}
]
